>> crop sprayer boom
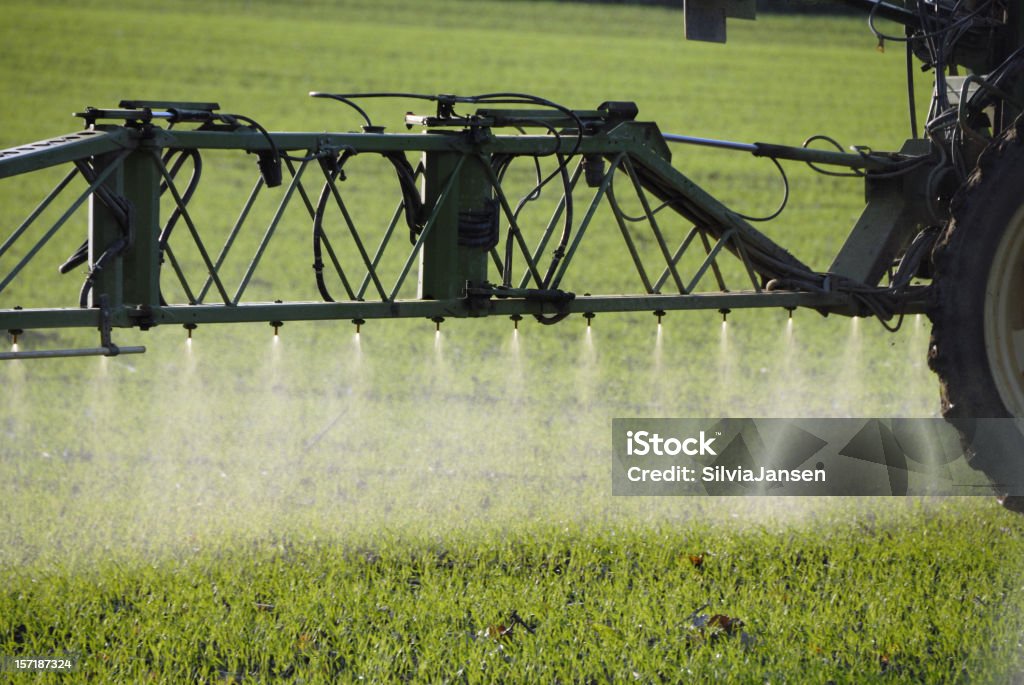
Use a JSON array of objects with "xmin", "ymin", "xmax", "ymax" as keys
[
  {"xmin": 2, "ymin": 0, "xmax": 1024, "ymax": 502},
  {"xmin": 0, "ymin": 95, "xmax": 932, "ymax": 344}
]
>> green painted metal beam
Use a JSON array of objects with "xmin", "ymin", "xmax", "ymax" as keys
[
  {"xmin": 0, "ymin": 129, "xmax": 134, "ymax": 179},
  {"xmin": 0, "ymin": 288, "xmax": 930, "ymax": 333}
]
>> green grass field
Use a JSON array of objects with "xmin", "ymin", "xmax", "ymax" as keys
[{"xmin": 2, "ymin": 0, "xmax": 1024, "ymax": 682}]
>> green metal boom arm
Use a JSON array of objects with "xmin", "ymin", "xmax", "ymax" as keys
[{"xmin": 0, "ymin": 99, "xmax": 930, "ymax": 356}]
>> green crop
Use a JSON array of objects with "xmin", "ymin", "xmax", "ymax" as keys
[{"xmin": 2, "ymin": 1, "xmax": 1021, "ymax": 682}]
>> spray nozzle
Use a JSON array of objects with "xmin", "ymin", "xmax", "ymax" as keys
[
  {"xmin": 352, "ymin": 318, "xmax": 365, "ymax": 334},
  {"xmin": 8, "ymin": 328, "xmax": 22, "ymax": 346},
  {"xmin": 270, "ymin": 321, "xmax": 283, "ymax": 337},
  {"xmin": 183, "ymin": 323, "xmax": 197, "ymax": 340},
  {"xmin": 583, "ymin": 312, "xmax": 595, "ymax": 328},
  {"xmin": 510, "ymin": 314, "xmax": 522, "ymax": 331},
  {"xmin": 785, "ymin": 306, "xmax": 795, "ymax": 320},
  {"xmin": 431, "ymin": 316, "xmax": 444, "ymax": 332},
  {"xmin": 719, "ymin": 308, "xmax": 730, "ymax": 324},
  {"xmin": 653, "ymin": 310, "xmax": 666, "ymax": 326}
]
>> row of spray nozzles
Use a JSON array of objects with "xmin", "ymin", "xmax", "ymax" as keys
[
  {"xmin": 180, "ymin": 309, "xmax": 720, "ymax": 340},
  {"xmin": 6, "ymin": 307, "xmax": 807, "ymax": 348}
]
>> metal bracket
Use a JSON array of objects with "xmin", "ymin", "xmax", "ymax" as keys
[
  {"xmin": 683, "ymin": 0, "xmax": 756, "ymax": 44},
  {"xmin": 0, "ymin": 295, "xmax": 145, "ymax": 360}
]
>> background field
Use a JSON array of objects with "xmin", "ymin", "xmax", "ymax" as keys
[{"xmin": 2, "ymin": 0, "xmax": 1024, "ymax": 682}]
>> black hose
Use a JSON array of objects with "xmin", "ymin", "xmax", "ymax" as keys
[
  {"xmin": 313, "ymin": 151, "xmax": 423, "ymax": 301},
  {"xmin": 312, "ymin": 166, "xmax": 356, "ymax": 303},
  {"xmin": 78, "ymin": 237, "xmax": 128, "ymax": 308},
  {"xmin": 379, "ymin": 152, "xmax": 424, "ymax": 243},
  {"xmin": 541, "ymin": 154, "xmax": 574, "ymax": 288},
  {"xmin": 157, "ymin": 150, "xmax": 203, "ymax": 247}
]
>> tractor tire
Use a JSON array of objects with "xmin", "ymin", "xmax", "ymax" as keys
[{"xmin": 929, "ymin": 119, "xmax": 1024, "ymax": 510}]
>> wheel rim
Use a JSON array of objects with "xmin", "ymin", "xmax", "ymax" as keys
[{"xmin": 984, "ymin": 204, "xmax": 1024, "ymax": 417}]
